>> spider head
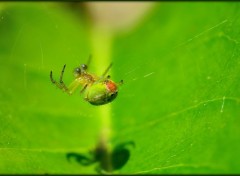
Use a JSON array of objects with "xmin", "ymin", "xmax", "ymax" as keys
[{"xmin": 73, "ymin": 67, "xmax": 81, "ymax": 78}]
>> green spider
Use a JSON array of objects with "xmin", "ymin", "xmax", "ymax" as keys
[{"xmin": 50, "ymin": 57, "xmax": 123, "ymax": 106}]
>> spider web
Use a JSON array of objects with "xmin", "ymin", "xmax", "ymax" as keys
[{"xmin": 0, "ymin": 2, "xmax": 240, "ymax": 174}]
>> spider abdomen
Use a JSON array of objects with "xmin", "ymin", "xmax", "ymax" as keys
[{"xmin": 85, "ymin": 81, "xmax": 118, "ymax": 106}]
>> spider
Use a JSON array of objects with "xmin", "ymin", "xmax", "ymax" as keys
[{"xmin": 50, "ymin": 57, "xmax": 123, "ymax": 106}]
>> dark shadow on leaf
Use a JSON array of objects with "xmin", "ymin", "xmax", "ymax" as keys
[
  {"xmin": 66, "ymin": 141, "xmax": 135, "ymax": 173},
  {"xmin": 111, "ymin": 141, "xmax": 135, "ymax": 170},
  {"xmin": 66, "ymin": 152, "xmax": 96, "ymax": 166}
]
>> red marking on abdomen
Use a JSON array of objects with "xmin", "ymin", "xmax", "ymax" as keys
[{"xmin": 106, "ymin": 81, "xmax": 117, "ymax": 92}]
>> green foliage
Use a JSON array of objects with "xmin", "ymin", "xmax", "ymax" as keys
[{"xmin": 0, "ymin": 2, "xmax": 240, "ymax": 174}]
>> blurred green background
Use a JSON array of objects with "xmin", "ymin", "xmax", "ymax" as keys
[{"xmin": 0, "ymin": 2, "xmax": 240, "ymax": 174}]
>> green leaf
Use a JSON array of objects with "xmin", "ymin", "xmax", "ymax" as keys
[
  {"xmin": 0, "ymin": 2, "xmax": 240, "ymax": 174},
  {"xmin": 112, "ymin": 2, "xmax": 240, "ymax": 174}
]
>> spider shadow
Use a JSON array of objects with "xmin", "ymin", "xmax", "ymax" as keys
[{"xmin": 66, "ymin": 141, "xmax": 135, "ymax": 173}]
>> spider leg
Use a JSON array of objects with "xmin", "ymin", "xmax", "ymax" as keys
[
  {"xmin": 50, "ymin": 65, "xmax": 78, "ymax": 95},
  {"xmin": 101, "ymin": 63, "xmax": 113, "ymax": 78},
  {"xmin": 80, "ymin": 84, "xmax": 88, "ymax": 94},
  {"xmin": 50, "ymin": 70, "xmax": 63, "ymax": 89},
  {"xmin": 50, "ymin": 65, "xmax": 88, "ymax": 96},
  {"xmin": 118, "ymin": 80, "xmax": 123, "ymax": 86},
  {"xmin": 59, "ymin": 64, "xmax": 69, "ymax": 92},
  {"xmin": 67, "ymin": 79, "xmax": 84, "ymax": 95},
  {"xmin": 59, "ymin": 64, "xmax": 66, "ymax": 83},
  {"xmin": 86, "ymin": 54, "xmax": 92, "ymax": 67},
  {"xmin": 50, "ymin": 71, "xmax": 56, "ymax": 84}
]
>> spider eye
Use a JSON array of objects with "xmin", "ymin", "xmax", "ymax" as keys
[
  {"xmin": 74, "ymin": 67, "xmax": 81, "ymax": 77},
  {"xmin": 81, "ymin": 64, "xmax": 88, "ymax": 70}
]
